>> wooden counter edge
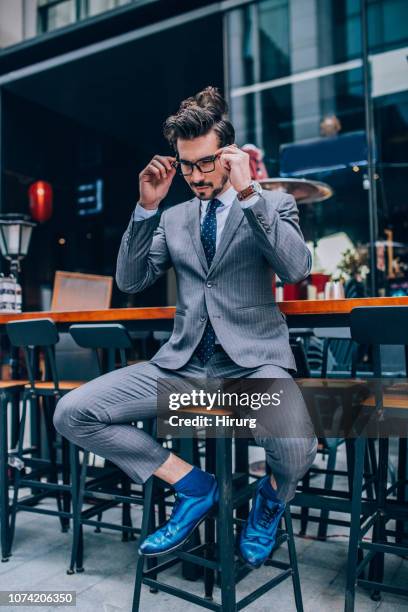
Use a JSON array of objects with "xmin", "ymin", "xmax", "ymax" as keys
[{"xmin": 0, "ymin": 296, "xmax": 408, "ymax": 323}]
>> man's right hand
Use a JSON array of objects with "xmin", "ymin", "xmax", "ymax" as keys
[{"xmin": 138, "ymin": 155, "xmax": 177, "ymax": 210}]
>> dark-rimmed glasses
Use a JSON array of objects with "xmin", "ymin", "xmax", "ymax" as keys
[{"xmin": 172, "ymin": 154, "xmax": 219, "ymax": 176}]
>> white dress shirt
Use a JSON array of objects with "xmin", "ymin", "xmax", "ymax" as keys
[{"xmin": 133, "ymin": 185, "xmax": 261, "ymax": 344}]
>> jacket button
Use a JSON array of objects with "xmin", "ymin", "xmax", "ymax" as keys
[
  {"xmin": 206, "ymin": 282, "xmax": 212, "ymax": 288},
  {"xmin": 200, "ymin": 316, "xmax": 206, "ymax": 322}
]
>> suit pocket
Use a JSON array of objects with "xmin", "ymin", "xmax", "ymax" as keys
[{"xmin": 236, "ymin": 301, "xmax": 276, "ymax": 311}]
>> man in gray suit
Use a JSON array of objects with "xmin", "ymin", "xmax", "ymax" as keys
[{"xmin": 54, "ymin": 87, "xmax": 317, "ymax": 568}]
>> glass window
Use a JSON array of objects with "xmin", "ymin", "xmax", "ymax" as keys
[
  {"xmin": 41, "ymin": 1, "xmax": 76, "ymax": 31},
  {"xmin": 226, "ymin": 0, "xmax": 408, "ymax": 298},
  {"xmin": 37, "ymin": 0, "xmax": 133, "ymax": 34},
  {"xmin": 88, "ymin": 0, "xmax": 132, "ymax": 18}
]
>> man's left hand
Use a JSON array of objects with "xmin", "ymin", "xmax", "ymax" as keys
[{"xmin": 216, "ymin": 144, "xmax": 252, "ymax": 193}]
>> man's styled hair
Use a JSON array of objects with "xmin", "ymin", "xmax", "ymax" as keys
[{"xmin": 163, "ymin": 86, "xmax": 235, "ymax": 151}]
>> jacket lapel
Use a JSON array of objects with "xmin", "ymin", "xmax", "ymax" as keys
[
  {"xmin": 186, "ymin": 197, "xmax": 208, "ymax": 273},
  {"xmin": 208, "ymin": 196, "xmax": 244, "ymax": 275},
  {"xmin": 186, "ymin": 195, "xmax": 245, "ymax": 276}
]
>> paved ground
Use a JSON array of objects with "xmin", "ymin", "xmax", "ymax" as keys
[{"xmin": 0, "ymin": 446, "xmax": 407, "ymax": 612}]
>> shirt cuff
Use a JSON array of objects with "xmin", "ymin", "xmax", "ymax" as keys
[
  {"xmin": 133, "ymin": 203, "xmax": 159, "ymax": 221},
  {"xmin": 239, "ymin": 192, "xmax": 262, "ymax": 209}
]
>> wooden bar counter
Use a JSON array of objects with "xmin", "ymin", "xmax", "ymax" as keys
[{"xmin": 0, "ymin": 296, "xmax": 407, "ymax": 331}]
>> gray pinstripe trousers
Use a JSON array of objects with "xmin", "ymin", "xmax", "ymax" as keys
[{"xmin": 53, "ymin": 348, "xmax": 317, "ymax": 502}]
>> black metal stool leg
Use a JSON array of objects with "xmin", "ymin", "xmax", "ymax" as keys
[
  {"xmin": 157, "ymin": 487, "xmax": 166, "ymax": 527},
  {"xmin": 364, "ymin": 444, "xmax": 374, "ymax": 501},
  {"xmin": 299, "ymin": 470, "xmax": 310, "ymax": 536},
  {"xmin": 60, "ymin": 435, "xmax": 71, "ymax": 532},
  {"xmin": 10, "ymin": 387, "xmax": 20, "ymax": 450},
  {"xmin": 43, "ymin": 398, "xmax": 63, "ymax": 523},
  {"xmin": 132, "ymin": 476, "xmax": 154, "ymax": 612},
  {"xmin": 146, "ymin": 480, "xmax": 159, "ymax": 593},
  {"xmin": 179, "ymin": 438, "xmax": 202, "ymax": 581},
  {"xmin": 0, "ymin": 393, "xmax": 10, "ymax": 562},
  {"xmin": 95, "ymin": 508, "xmax": 102, "ymax": 532},
  {"xmin": 216, "ymin": 435, "xmax": 236, "ymax": 611},
  {"xmin": 8, "ymin": 393, "xmax": 28, "ymax": 554},
  {"xmin": 345, "ymin": 436, "xmax": 366, "ymax": 612},
  {"xmin": 68, "ymin": 443, "xmax": 79, "ymax": 571},
  {"xmin": 204, "ymin": 437, "xmax": 216, "ymax": 600},
  {"xmin": 285, "ymin": 507, "xmax": 304, "ymax": 612},
  {"xmin": 396, "ymin": 437, "xmax": 408, "ymax": 544},
  {"xmin": 368, "ymin": 438, "xmax": 388, "ymax": 602},
  {"xmin": 68, "ymin": 449, "xmax": 88, "ymax": 574},
  {"xmin": 235, "ymin": 438, "xmax": 250, "ymax": 532},
  {"xmin": 367, "ymin": 439, "xmax": 378, "ymax": 488},
  {"xmin": 121, "ymin": 474, "xmax": 133, "ymax": 542},
  {"xmin": 204, "ymin": 515, "xmax": 215, "ymax": 601},
  {"xmin": 317, "ymin": 445, "xmax": 337, "ymax": 540}
]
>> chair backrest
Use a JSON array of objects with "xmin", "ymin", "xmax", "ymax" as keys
[
  {"xmin": 153, "ymin": 330, "xmax": 172, "ymax": 347},
  {"xmin": 55, "ymin": 334, "xmax": 101, "ymax": 381},
  {"xmin": 350, "ymin": 306, "xmax": 408, "ymax": 376},
  {"xmin": 6, "ymin": 318, "xmax": 60, "ymax": 388},
  {"xmin": 289, "ymin": 337, "xmax": 311, "ymax": 378},
  {"xmin": 313, "ymin": 327, "xmax": 355, "ymax": 377},
  {"xmin": 6, "ymin": 318, "xmax": 59, "ymax": 348},
  {"xmin": 69, "ymin": 323, "xmax": 133, "ymax": 372},
  {"xmin": 313, "ymin": 327, "xmax": 351, "ymax": 340},
  {"xmin": 129, "ymin": 330, "xmax": 151, "ymax": 360},
  {"xmin": 51, "ymin": 271, "xmax": 113, "ymax": 311}
]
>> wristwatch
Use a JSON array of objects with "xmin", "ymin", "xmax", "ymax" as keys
[{"xmin": 237, "ymin": 181, "xmax": 263, "ymax": 201}]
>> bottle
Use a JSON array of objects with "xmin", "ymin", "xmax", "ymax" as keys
[
  {"xmin": 14, "ymin": 279, "xmax": 22, "ymax": 312},
  {"xmin": 0, "ymin": 274, "xmax": 5, "ymax": 310},
  {"xmin": 4, "ymin": 276, "xmax": 15, "ymax": 312}
]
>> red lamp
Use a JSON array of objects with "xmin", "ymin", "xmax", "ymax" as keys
[{"xmin": 28, "ymin": 181, "xmax": 53, "ymax": 223}]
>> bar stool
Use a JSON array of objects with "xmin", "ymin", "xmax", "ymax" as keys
[
  {"xmin": 132, "ymin": 406, "xmax": 304, "ymax": 612},
  {"xmin": 0, "ymin": 380, "xmax": 29, "ymax": 562},
  {"xmin": 67, "ymin": 323, "xmax": 171, "ymax": 575},
  {"xmin": 129, "ymin": 331, "xmax": 151, "ymax": 361},
  {"xmin": 313, "ymin": 327, "xmax": 357, "ymax": 379},
  {"xmin": 345, "ymin": 305, "xmax": 408, "ymax": 609},
  {"xmin": 5, "ymin": 318, "xmax": 84, "ymax": 555},
  {"xmin": 290, "ymin": 337, "xmax": 373, "ymax": 541}
]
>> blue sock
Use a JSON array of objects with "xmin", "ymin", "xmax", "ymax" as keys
[
  {"xmin": 261, "ymin": 477, "xmax": 283, "ymax": 504},
  {"xmin": 173, "ymin": 466, "xmax": 214, "ymax": 497}
]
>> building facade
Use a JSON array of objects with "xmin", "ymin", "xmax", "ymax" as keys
[{"xmin": 0, "ymin": 0, "xmax": 407, "ymax": 307}]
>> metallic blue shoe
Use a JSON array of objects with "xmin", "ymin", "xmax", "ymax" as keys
[
  {"xmin": 138, "ymin": 476, "xmax": 219, "ymax": 557},
  {"xmin": 239, "ymin": 476, "xmax": 286, "ymax": 568}
]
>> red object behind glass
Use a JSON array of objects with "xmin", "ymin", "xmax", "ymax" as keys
[
  {"xmin": 241, "ymin": 144, "xmax": 269, "ymax": 180},
  {"xmin": 28, "ymin": 181, "xmax": 53, "ymax": 223},
  {"xmin": 310, "ymin": 273, "xmax": 330, "ymax": 295}
]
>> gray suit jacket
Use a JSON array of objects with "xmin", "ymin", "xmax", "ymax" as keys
[{"xmin": 116, "ymin": 191, "xmax": 312, "ymax": 372}]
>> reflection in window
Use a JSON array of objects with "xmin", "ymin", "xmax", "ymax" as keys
[
  {"xmin": 88, "ymin": 0, "xmax": 132, "ymax": 18},
  {"xmin": 39, "ymin": 0, "xmax": 76, "ymax": 32},
  {"xmin": 226, "ymin": 0, "xmax": 408, "ymax": 298},
  {"xmin": 37, "ymin": 0, "xmax": 133, "ymax": 33}
]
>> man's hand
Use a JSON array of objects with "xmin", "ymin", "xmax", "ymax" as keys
[
  {"xmin": 139, "ymin": 155, "xmax": 177, "ymax": 210},
  {"xmin": 216, "ymin": 144, "xmax": 252, "ymax": 193}
]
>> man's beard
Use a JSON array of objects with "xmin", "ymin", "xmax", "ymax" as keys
[{"xmin": 191, "ymin": 173, "xmax": 229, "ymax": 200}]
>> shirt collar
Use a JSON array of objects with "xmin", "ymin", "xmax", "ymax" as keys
[{"xmin": 199, "ymin": 185, "xmax": 237, "ymax": 214}]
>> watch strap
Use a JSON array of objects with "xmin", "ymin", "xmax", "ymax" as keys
[{"xmin": 237, "ymin": 183, "xmax": 257, "ymax": 201}]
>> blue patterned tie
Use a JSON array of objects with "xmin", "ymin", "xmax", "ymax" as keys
[{"xmin": 194, "ymin": 198, "xmax": 223, "ymax": 365}]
